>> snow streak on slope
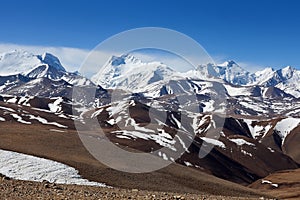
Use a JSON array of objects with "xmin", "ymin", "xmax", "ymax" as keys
[
  {"xmin": 0, "ymin": 149, "xmax": 108, "ymax": 187},
  {"xmin": 229, "ymin": 138, "xmax": 255, "ymax": 146},
  {"xmin": 201, "ymin": 137, "xmax": 226, "ymax": 149}
]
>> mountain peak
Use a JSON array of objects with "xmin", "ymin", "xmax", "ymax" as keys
[
  {"xmin": 38, "ymin": 52, "xmax": 66, "ymax": 72},
  {"xmin": 0, "ymin": 50, "xmax": 66, "ymax": 79},
  {"xmin": 0, "ymin": 50, "xmax": 41, "ymax": 76},
  {"xmin": 219, "ymin": 60, "xmax": 238, "ymax": 68},
  {"xmin": 109, "ymin": 54, "xmax": 141, "ymax": 67},
  {"xmin": 255, "ymin": 67, "xmax": 274, "ymax": 76},
  {"xmin": 279, "ymin": 65, "xmax": 296, "ymax": 80},
  {"xmin": 92, "ymin": 54, "xmax": 175, "ymax": 90},
  {"xmin": 282, "ymin": 65, "xmax": 295, "ymax": 73}
]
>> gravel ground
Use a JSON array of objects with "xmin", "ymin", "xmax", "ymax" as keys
[{"xmin": 0, "ymin": 175, "xmax": 274, "ymax": 200}]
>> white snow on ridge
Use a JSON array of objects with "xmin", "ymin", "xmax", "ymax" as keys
[
  {"xmin": 229, "ymin": 138, "xmax": 255, "ymax": 146},
  {"xmin": 243, "ymin": 119, "xmax": 272, "ymax": 139},
  {"xmin": 10, "ymin": 113, "xmax": 31, "ymax": 124},
  {"xmin": 0, "ymin": 106, "xmax": 15, "ymax": 112},
  {"xmin": 275, "ymin": 117, "xmax": 300, "ymax": 144},
  {"xmin": 7, "ymin": 97, "xmax": 18, "ymax": 104},
  {"xmin": 200, "ymin": 137, "xmax": 225, "ymax": 149},
  {"xmin": 224, "ymin": 84, "xmax": 252, "ymax": 97},
  {"xmin": 27, "ymin": 114, "xmax": 68, "ymax": 128},
  {"xmin": 48, "ymin": 97, "xmax": 63, "ymax": 113},
  {"xmin": 0, "ymin": 149, "xmax": 108, "ymax": 187},
  {"xmin": 239, "ymin": 101, "xmax": 267, "ymax": 113},
  {"xmin": 18, "ymin": 96, "xmax": 33, "ymax": 106},
  {"xmin": 113, "ymin": 130, "xmax": 176, "ymax": 151}
]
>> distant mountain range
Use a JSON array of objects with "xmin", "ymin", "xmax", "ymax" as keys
[
  {"xmin": 91, "ymin": 53, "xmax": 300, "ymax": 98},
  {"xmin": 1, "ymin": 50, "xmax": 300, "ymax": 97},
  {"xmin": 0, "ymin": 49, "xmax": 300, "ymax": 187}
]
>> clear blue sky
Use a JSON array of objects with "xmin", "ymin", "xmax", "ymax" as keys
[{"xmin": 1, "ymin": 0, "xmax": 300, "ymax": 70}]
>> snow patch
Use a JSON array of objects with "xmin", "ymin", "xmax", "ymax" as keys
[
  {"xmin": 113, "ymin": 130, "xmax": 176, "ymax": 151},
  {"xmin": 241, "ymin": 149, "xmax": 253, "ymax": 157},
  {"xmin": 28, "ymin": 115, "xmax": 68, "ymax": 128},
  {"xmin": 0, "ymin": 106, "xmax": 15, "ymax": 113},
  {"xmin": 48, "ymin": 97, "xmax": 63, "ymax": 113},
  {"xmin": 49, "ymin": 129, "xmax": 66, "ymax": 133},
  {"xmin": 262, "ymin": 179, "xmax": 278, "ymax": 188},
  {"xmin": 10, "ymin": 113, "xmax": 31, "ymax": 124},
  {"xmin": 0, "ymin": 149, "xmax": 108, "ymax": 187},
  {"xmin": 229, "ymin": 138, "xmax": 255, "ymax": 146},
  {"xmin": 200, "ymin": 137, "xmax": 226, "ymax": 149},
  {"xmin": 224, "ymin": 84, "xmax": 252, "ymax": 96},
  {"xmin": 267, "ymin": 147, "xmax": 275, "ymax": 153},
  {"xmin": 243, "ymin": 119, "xmax": 272, "ymax": 139},
  {"xmin": 275, "ymin": 117, "xmax": 300, "ymax": 144},
  {"xmin": 184, "ymin": 161, "xmax": 193, "ymax": 167}
]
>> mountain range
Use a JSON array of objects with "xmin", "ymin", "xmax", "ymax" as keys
[
  {"xmin": 92, "ymin": 53, "xmax": 300, "ymax": 98},
  {"xmin": 1, "ymin": 50, "xmax": 300, "ymax": 98},
  {"xmin": 0, "ymin": 49, "xmax": 300, "ymax": 199}
]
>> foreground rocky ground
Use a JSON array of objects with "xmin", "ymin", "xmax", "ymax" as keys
[
  {"xmin": 0, "ymin": 175, "xmax": 273, "ymax": 200},
  {"xmin": 250, "ymin": 169, "xmax": 300, "ymax": 200}
]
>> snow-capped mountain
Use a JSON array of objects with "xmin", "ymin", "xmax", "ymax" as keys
[
  {"xmin": 92, "ymin": 55, "xmax": 252, "ymax": 91},
  {"xmin": 0, "ymin": 50, "xmax": 65, "ymax": 76},
  {"xmin": 0, "ymin": 50, "xmax": 92, "ymax": 87},
  {"xmin": 90, "ymin": 53, "xmax": 300, "ymax": 99},
  {"xmin": 191, "ymin": 61, "xmax": 300, "ymax": 98},
  {"xmin": 2, "ymin": 50, "xmax": 300, "ymax": 99},
  {"xmin": 254, "ymin": 66, "xmax": 300, "ymax": 97},
  {"xmin": 196, "ymin": 61, "xmax": 256, "ymax": 85},
  {"xmin": 254, "ymin": 66, "xmax": 295, "ymax": 86},
  {"xmin": 92, "ymin": 54, "xmax": 177, "ymax": 91},
  {"xmin": 0, "ymin": 51, "xmax": 40, "ymax": 76},
  {"xmin": 190, "ymin": 61, "xmax": 300, "ymax": 98}
]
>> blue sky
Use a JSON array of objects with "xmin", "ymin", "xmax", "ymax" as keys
[{"xmin": 0, "ymin": 0, "xmax": 300, "ymax": 71}]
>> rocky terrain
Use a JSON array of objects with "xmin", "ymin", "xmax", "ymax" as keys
[{"xmin": 0, "ymin": 174, "xmax": 273, "ymax": 200}]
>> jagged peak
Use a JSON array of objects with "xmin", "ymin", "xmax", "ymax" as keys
[
  {"xmin": 109, "ymin": 54, "xmax": 142, "ymax": 66},
  {"xmin": 255, "ymin": 67, "xmax": 274, "ymax": 75},
  {"xmin": 218, "ymin": 60, "xmax": 239, "ymax": 68},
  {"xmin": 38, "ymin": 52, "xmax": 66, "ymax": 72},
  {"xmin": 281, "ymin": 65, "xmax": 295, "ymax": 73}
]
